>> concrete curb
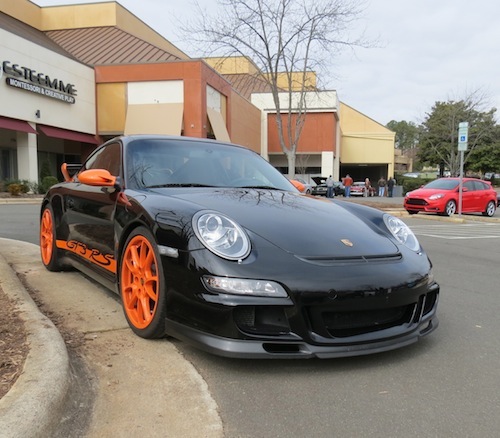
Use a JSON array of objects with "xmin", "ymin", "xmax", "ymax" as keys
[
  {"xmin": 0, "ymin": 248, "xmax": 70, "ymax": 438},
  {"xmin": 0, "ymin": 198, "xmax": 43, "ymax": 205}
]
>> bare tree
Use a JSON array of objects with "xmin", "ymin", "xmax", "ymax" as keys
[
  {"xmin": 295, "ymin": 154, "xmax": 311, "ymax": 175},
  {"xmin": 183, "ymin": 0, "xmax": 367, "ymax": 178}
]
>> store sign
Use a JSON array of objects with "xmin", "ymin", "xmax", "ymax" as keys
[{"xmin": 1, "ymin": 60, "xmax": 77, "ymax": 104}]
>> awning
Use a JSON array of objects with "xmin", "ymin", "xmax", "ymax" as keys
[
  {"xmin": 38, "ymin": 125, "xmax": 99, "ymax": 144},
  {"xmin": 207, "ymin": 108, "xmax": 230, "ymax": 142},
  {"xmin": 0, "ymin": 116, "xmax": 37, "ymax": 134},
  {"xmin": 124, "ymin": 103, "xmax": 183, "ymax": 136}
]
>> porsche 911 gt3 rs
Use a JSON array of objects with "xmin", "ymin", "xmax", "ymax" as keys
[{"xmin": 40, "ymin": 135, "xmax": 439, "ymax": 358}]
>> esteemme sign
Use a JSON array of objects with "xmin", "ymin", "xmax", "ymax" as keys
[{"xmin": 1, "ymin": 60, "xmax": 78, "ymax": 104}]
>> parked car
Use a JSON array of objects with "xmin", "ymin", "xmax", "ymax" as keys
[
  {"xmin": 311, "ymin": 177, "xmax": 345, "ymax": 196},
  {"xmin": 484, "ymin": 172, "xmax": 500, "ymax": 181},
  {"xmin": 291, "ymin": 177, "xmax": 313, "ymax": 194},
  {"xmin": 349, "ymin": 181, "xmax": 376, "ymax": 197},
  {"xmin": 404, "ymin": 177, "xmax": 497, "ymax": 217},
  {"xmin": 402, "ymin": 172, "xmax": 420, "ymax": 178},
  {"xmin": 40, "ymin": 135, "xmax": 439, "ymax": 358},
  {"xmin": 350, "ymin": 181, "xmax": 367, "ymax": 196}
]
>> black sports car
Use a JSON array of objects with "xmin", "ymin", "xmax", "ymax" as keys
[{"xmin": 40, "ymin": 135, "xmax": 439, "ymax": 358}]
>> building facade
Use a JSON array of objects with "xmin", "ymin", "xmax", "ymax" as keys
[
  {"xmin": 1, "ymin": 0, "xmax": 396, "ymax": 189},
  {"xmin": 0, "ymin": 6, "xmax": 97, "ymax": 184}
]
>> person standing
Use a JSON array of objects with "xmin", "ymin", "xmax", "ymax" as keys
[
  {"xmin": 364, "ymin": 177, "xmax": 371, "ymax": 197},
  {"xmin": 326, "ymin": 175, "xmax": 334, "ymax": 198},
  {"xmin": 343, "ymin": 174, "xmax": 353, "ymax": 197},
  {"xmin": 377, "ymin": 176, "xmax": 386, "ymax": 197},
  {"xmin": 387, "ymin": 176, "xmax": 395, "ymax": 197}
]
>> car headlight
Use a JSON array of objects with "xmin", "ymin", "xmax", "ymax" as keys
[
  {"xmin": 193, "ymin": 211, "xmax": 251, "ymax": 260},
  {"xmin": 429, "ymin": 193, "xmax": 444, "ymax": 200},
  {"xmin": 203, "ymin": 275, "xmax": 288, "ymax": 297},
  {"xmin": 383, "ymin": 214, "xmax": 420, "ymax": 252}
]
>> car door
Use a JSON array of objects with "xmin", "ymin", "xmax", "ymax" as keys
[
  {"xmin": 461, "ymin": 180, "xmax": 479, "ymax": 212},
  {"xmin": 64, "ymin": 141, "xmax": 122, "ymax": 280}
]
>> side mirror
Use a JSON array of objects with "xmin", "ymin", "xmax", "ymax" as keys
[{"xmin": 78, "ymin": 169, "xmax": 117, "ymax": 187}]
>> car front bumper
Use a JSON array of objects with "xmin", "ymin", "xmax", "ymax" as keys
[
  {"xmin": 164, "ymin": 253, "xmax": 440, "ymax": 358},
  {"xmin": 404, "ymin": 198, "xmax": 444, "ymax": 213},
  {"xmin": 165, "ymin": 299, "xmax": 438, "ymax": 359}
]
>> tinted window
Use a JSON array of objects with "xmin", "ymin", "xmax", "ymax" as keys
[
  {"xmin": 424, "ymin": 179, "xmax": 459, "ymax": 190},
  {"xmin": 83, "ymin": 143, "xmax": 121, "ymax": 176},
  {"xmin": 125, "ymin": 138, "xmax": 294, "ymax": 191},
  {"xmin": 473, "ymin": 181, "xmax": 489, "ymax": 190},
  {"xmin": 464, "ymin": 181, "xmax": 476, "ymax": 191}
]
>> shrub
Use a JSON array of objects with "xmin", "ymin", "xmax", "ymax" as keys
[
  {"xmin": 401, "ymin": 177, "xmax": 434, "ymax": 194},
  {"xmin": 39, "ymin": 159, "xmax": 52, "ymax": 181},
  {"xmin": 40, "ymin": 176, "xmax": 59, "ymax": 193},
  {"xmin": 4, "ymin": 180, "xmax": 32, "ymax": 195},
  {"xmin": 7, "ymin": 183, "xmax": 23, "ymax": 196}
]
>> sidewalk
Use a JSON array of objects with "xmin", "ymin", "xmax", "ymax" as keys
[
  {"xmin": 0, "ymin": 239, "xmax": 223, "ymax": 438},
  {"xmin": 0, "ymin": 247, "xmax": 70, "ymax": 438}
]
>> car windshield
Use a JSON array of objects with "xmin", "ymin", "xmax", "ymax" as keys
[
  {"xmin": 423, "ymin": 179, "xmax": 459, "ymax": 190},
  {"xmin": 126, "ymin": 138, "xmax": 295, "ymax": 191}
]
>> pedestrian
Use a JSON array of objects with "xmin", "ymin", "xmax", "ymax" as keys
[
  {"xmin": 387, "ymin": 176, "xmax": 395, "ymax": 197},
  {"xmin": 364, "ymin": 177, "xmax": 371, "ymax": 197},
  {"xmin": 377, "ymin": 176, "xmax": 386, "ymax": 197},
  {"xmin": 343, "ymin": 174, "xmax": 353, "ymax": 197},
  {"xmin": 326, "ymin": 175, "xmax": 334, "ymax": 198}
]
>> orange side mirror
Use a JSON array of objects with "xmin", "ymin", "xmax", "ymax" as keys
[{"xmin": 78, "ymin": 169, "xmax": 117, "ymax": 187}]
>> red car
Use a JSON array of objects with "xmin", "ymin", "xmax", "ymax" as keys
[{"xmin": 404, "ymin": 177, "xmax": 497, "ymax": 217}]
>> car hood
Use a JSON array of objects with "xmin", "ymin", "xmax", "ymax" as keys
[
  {"xmin": 149, "ymin": 188, "xmax": 399, "ymax": 258},
  {"xmin": 312, "ymin": 177, "xmax": 326, "ymax": 185},
  {"xmin": 407, "ymin": 188, "xmax": 452, "ymax": 198}
]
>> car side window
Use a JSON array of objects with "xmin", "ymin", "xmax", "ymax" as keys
[
  {"xmin": 83, "ymin": 142, "xmax": 121, "ymax": 177},
  {"xmin": 464, "ymin": 181, "xmax": 476, "ymax": 191},
  {"xmin": 475, "ymin": 181, "xmax": 488, "ymax": 190}
]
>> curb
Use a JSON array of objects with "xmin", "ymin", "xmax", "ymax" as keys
[
  {"xmin": 0, "ymin": 198, "xmax": 43, "ymax": 205},
  {"xmin": 0, "ymin": 249, "xmax": 70, "ymax": 438}
]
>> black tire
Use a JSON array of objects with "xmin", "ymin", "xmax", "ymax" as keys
[
  {"xmin": 407, "ymin": 210, "xmax": 418, "ymax": 215},
  {"xmin": 119, "ymin": 226, "xmax": 166, "ymax": 339},
  {"xmin": 483, "ymin": 200, "xmax": 496, "ymax": 217},
  {"xmin": 40, "ymin": 205, "xmax": 64, "ymax": 272}
]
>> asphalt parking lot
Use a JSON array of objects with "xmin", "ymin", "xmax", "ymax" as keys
[{"xmin": 1, "ymin": 197, "xmax": 499, "ymax": 437}]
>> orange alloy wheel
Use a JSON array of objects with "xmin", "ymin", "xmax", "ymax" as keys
[
  {"xmin": 40, "ymin": 208, "xmax": 54, "ymax": 266},
  {"xmin": 121, "ymin": 234, "xmax": 160, "ymax": 329}
]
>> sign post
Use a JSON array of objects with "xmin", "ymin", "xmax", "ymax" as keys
[{"xmin": 457, "ymin": 122, "xmax": 469, "ymax": 216}]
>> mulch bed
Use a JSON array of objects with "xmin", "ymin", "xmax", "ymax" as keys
[{"xmin": 0, "ymin": 285, "xmax": 29, "ymax": 399}]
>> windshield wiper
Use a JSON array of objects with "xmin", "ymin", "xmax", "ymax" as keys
[
  {"xmin": 146, "ymin": 183, "xmax": 217, "ymax": 188},
  {"xmin": 237, "ymin": 185, "xmax": 282, "ymax": 190}
]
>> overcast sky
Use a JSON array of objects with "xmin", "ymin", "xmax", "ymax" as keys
[{"xmin": 33, "ymin": 0, "xmax": 500, "ymax": 126}]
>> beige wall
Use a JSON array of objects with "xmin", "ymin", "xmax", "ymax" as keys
[
  {"xmin": 0, "ymin": 0, "xmax": 41, "ymax": 28},
  {"xmin": 97, "ymin": 83, "xmax": 127, "ymax": 135},
  {"xmin": 274, "ymin": 72, "xmax": 317, "ymax": 90},
  {"xmin": 230, "ymin": 91, "xmax": 261, "ymax": 153},
  {"xmin": 204, "ymin": 57, "xmax": 260, "ymax": 75},
  {"xmin": 340, "ymin": 102, "xmax": 395, "ymax": 165}
]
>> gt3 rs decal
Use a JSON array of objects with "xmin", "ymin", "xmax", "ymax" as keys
[{"xmin": 56, "ymin": 240, "xmax": 116, "ymax": 273}]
